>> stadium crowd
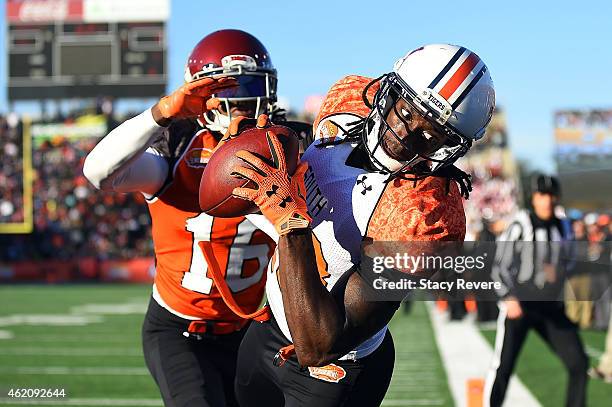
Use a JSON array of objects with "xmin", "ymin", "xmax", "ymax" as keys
[
  {"xmin": 0, "ymin": 112, "xmax": 153, "ymax": 262},
  {"xmin": 1, "ymin": 112, "xmax": 610, "ymax": 299}
]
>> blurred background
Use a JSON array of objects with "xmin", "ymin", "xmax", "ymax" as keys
[{"xmin": 0, "ymin": 1, "xmax": 610, "ymax": 406}]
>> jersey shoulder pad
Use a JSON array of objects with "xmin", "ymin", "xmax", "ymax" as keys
[
  {"xmin": 313, "ymin": 75, "xmax": 380, "ymax": 131},
  {"xmin": 150, "ymin": 119, "xmax": 199, "ymax": 160}
]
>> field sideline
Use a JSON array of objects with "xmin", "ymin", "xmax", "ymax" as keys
[{"xmin": 0, "ymin": 285, "xmax": 607, "ymax": 406}]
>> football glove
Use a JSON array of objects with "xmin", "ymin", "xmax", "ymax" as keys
[
  {"xmin": 214, "ymin": 114, "xmax": 271, "ymax": 152},
  {"xmin": 157, "ymin": 77, "xmax": 238, "ymax": 120},
  {"xmin": 231, "ymin": 129, "xmax": 311, "ymax": 236}
]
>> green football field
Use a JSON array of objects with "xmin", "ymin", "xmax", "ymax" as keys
[
  {"xmin": 0, "ymin": 285, "xmax": 608, "ymax": 406},
  {"xmin": 480, "ymin": 325, "xmax": 609, "ymax": 407}
]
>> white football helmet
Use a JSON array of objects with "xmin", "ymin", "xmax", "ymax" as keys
[{"xmin": 363, "ymin": 44, "xmax": 495, "ymax": 175}]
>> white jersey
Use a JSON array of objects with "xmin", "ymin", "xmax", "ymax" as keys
[{"xmin": 251, "ymin": 113, "xmax": 391, "ymax": 359}]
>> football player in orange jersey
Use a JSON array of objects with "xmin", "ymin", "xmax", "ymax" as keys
[
  {"xmin": 227, "ymin": 44, "xmax": 496, "ymax": 406},
  {"xmin": 83, "ymin": 30, "xmax": 289, "ymax": 407}
]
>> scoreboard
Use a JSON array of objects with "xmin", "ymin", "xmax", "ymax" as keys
[{"xmin": 7, "ymin": 0, "xmax": 168, "ymax": 100}]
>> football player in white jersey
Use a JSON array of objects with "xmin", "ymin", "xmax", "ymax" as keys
[{"xmin": 223, "ymin": 44, "xmax": 496, "ymax": 406}]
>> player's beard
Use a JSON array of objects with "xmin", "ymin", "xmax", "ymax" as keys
[{"xmin": 365, "ymin": 111, "xmax": 405, "ymax": 172}]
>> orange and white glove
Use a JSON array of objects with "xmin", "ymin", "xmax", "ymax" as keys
[
  {"xmin": 231, "ymin": 130, "xmax": 311, "ymax": 236},
  {"xmin": 157, "ymin": 77, "xmax": 238, "ymax": 120}
]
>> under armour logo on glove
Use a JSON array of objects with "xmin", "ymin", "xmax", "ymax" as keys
[
  {"xmin": 279, "ymin": 196, "xmax": 293, "ymax": 208},
  {"xmin": 265, "ymin": 185, "xmax": 294, "ymax": 208},
  {"xmin": 231, "ymin": 129, "xmax": 311, "ymax": 236},
  {"xmin": 266, "ymin": 185, "xmax": 280, "ymax": 197}
]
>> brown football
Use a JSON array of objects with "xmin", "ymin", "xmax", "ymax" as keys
[{"xmin": 199, "ymin": 125, "xmax": 299, "ymax": 218}]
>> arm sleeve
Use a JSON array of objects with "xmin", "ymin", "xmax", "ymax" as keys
[
  {"xmin": 491, "ymin": 222, "xmax": 523, "ymax": 298},
  {"xmin": 82, "ymin": 108, "xmax": 168, "ymax": 196},
  {"xmin": 366, "ymin": 176, "xmax": 466, "ymax": 242},
  {"xmin": 364, "ymin": 177, "xmax": 466, "ymax": 276}
]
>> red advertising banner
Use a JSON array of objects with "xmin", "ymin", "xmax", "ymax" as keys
[
  {"xmin": 99, "ymin": 258, "xmax": 155, "ymax": 283},
  {"xmin": 6, "ymin": 0, "xmax": 84, "ymax": 23},
  {"xmin": 6, "ymin": 0, "xmax": 170, "ymax": 23},
  {"xmin": 0, "ymin": 257, "xmax": 155, "ymax": 283}
]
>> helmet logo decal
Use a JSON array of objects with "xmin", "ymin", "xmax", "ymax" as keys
[
  {"xmin": 221, "ymin": 55, "xmax": 257, "ymax": 71},
  {"xmin": 413, "ymin": 89, "xmax": 453, "ymax": 125}
]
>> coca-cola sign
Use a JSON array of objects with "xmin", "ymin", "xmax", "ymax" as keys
[{"xmin": 6, "ymin": 0, "xmax": 84, "ymax": 22}]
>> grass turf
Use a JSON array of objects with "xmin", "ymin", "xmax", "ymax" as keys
[
  {"xmin": 5, "ymin": 285, "xmax": 607, "ymax": 406},
  {"xmin": 480, "ymin": 324, "xmax": 609, "ymax": 407},
  {"xmin": 0, "ymin": 285, "xmax": 454, "ymax": 406}
]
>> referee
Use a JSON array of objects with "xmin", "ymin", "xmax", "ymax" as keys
[{"xmin": 485, "ymin": 174, "xmax": 588, "ymax": 407}]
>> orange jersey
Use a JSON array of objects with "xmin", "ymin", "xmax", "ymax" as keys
[{"xmin": 148, "ymin": 128, "xmax": 274, "ymax": 320}]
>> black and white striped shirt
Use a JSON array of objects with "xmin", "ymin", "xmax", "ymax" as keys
[{"xmin": 492, "ymin": 210, "xmax": 573, "ymax": 300}]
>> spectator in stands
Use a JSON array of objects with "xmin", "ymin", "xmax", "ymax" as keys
[
  {"xmin": 565, "ymin": 218, "xmax": 593, "ymax": 328},
  {"xmin": 1, "ymin": 116, "xmax": 153, "ymax": 263}
]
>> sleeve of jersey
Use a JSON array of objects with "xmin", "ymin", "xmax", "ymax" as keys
[
  {"xmin": 366, "ymin": 177, "xmax": 466, "ymax": 242},
  {"xmin": 313, "ymin": 75, "xmax": 380, "ymax": 134},
  {"xmin": 83, "ymin": 108, "xmax": 168, "ymax": 195}
]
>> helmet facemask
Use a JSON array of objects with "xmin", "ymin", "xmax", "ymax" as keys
[
  {"xmin": 187, "ymin": 55, "xmax": 278, "ymax": 133},
  {"xmin": 362, "ymin": 73, "xmax": 472, "ymax": 178}
]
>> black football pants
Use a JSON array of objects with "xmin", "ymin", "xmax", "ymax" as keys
[
  {"xmin": 142, "ymin": 297, "xmax": 247, "ymax": 407},
  {"xmin": 235, "ymin": 316, "xmax": 395, "ymax": 407},
  {"xmin": 486, "ymin": 302, "xmax": 588, "ymax": 407}
]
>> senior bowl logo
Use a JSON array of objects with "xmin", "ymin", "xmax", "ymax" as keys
[
  {"xmin": 307, "ymin": 364, "xmax": 346, "ymax": 383},
  {"xmin": 185, "ymin": 148, "xmax": 213, "ymax": 168}
]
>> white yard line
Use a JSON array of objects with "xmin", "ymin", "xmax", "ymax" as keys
[
  {"xmin": 0, "ymin": 330, "xmax": 14, "ymax": 339},
  {"xmin": 10, "ymin": 335, "xmax": 139, "ymax": 343},
  {"xmin": 0, "ymin": 315, "xmax": 103, "ymax": 327},
  {"xmin": 0, "ymin": 367, "xmax": 150, "ymax": 376},
  {"xmin": 382, "ymin": 399, "xmax": 445, "ymax": 406},
  {"xmin": 427, "ymin": 303, "xmax": 540, "ymax": 407},
  {"xmin": 0, "ymin": 398, "xmax": 162, "ymax": 406},
  {"xmin": 71, "ymin": 303, "xmax": 148, "ymax": 315},
  {"xmin": 0, "ymin": 348, "xmax": 141, "ymax": 356},
  {"xmin": 585, "ymin": 345, "xmax": 603, "ymax": 358}
]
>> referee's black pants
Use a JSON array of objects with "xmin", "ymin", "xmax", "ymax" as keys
[
  {"xmin": 486, "ymin": 302, "xmax": 588, "ymax": 407},
  {"xmin": 142, "ymin": 297, "xmax": 247, "ymax": 407}
]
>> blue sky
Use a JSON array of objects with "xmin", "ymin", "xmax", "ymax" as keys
[{"xmin": 1, "ymin": 0, "xmax": 611, "ymax": 172}]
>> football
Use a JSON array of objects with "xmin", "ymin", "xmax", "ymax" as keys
[{"xmin": 199, "ymin": 125, "xmax": 299, "ymax": 217}]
